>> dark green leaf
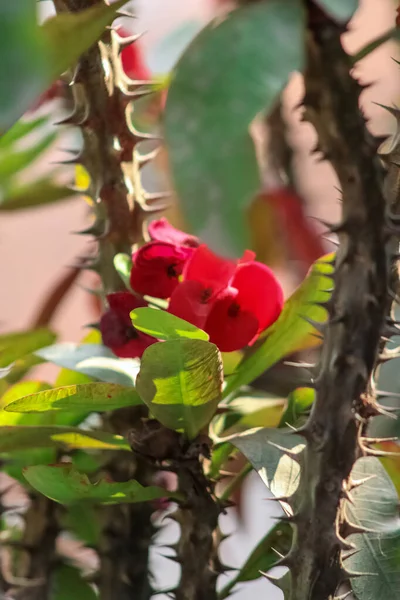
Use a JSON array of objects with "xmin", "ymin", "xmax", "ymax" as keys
[
  {"xmin": 62, "ymin": 504, "xmax": 101, "ymax": 546},
  {"xmin": 230, "ymin": 428, "xmax": 305, "ymax": 511},
  {"xmin": 131, "ymin": 307, "xmax": 209, "ymax": 341},
  {"xmin": 0, "ymin": 2, "xmax": 47, "ymax": 132},
  {"xmin": 224, "ymin": 254, "xmax": 333, "ymax": 398},
  {"xmin": 315, "ymin": 0, "xmax": 358, "ymax": 22},
  {"xmin": 346, "ymin": 457, "xmax": 400, "ymax": 600},
  {"xmin": 36, "ymin": 343, "xmax": 139, "ymax": 386},
  {"xmin": 24, "ymin": 464, "xmax": 181, "ymax": 505},
  {"xmin": 0, "ymin": 328, "xmax": 56, "ymax": 368},
  {"xmin": 0, "ymin": 179, "xmax": 75, "ymax": 211},
  {"xmin": 42, "ymin": 0, "xmax": 126, "ymax": 83},
  {"xmin": 208, "ymin": 442, "xmax": 235, "ymax": 479},
  {"xmin": 219, "ymin": 522, "xmax": 292, "ymax": 598},
  {"xmin": 4, "ymin": 382, "xmax": 142, "ymax": 414},
  {"xmin": 52, "ymin": 565, "xmax": 97, "ymax": 600},
  {"xmin": 0, "ymin": 425, "xmax": 130, "ymax": 452},
  {"xmin": 165, "ymin": 0, "xmax": 305, "ymax": 254},
  {"xmin": 136, "ymin": 339, "xmax": 223, "ymax": 438}
]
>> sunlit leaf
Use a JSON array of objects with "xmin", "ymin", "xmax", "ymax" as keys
[
  {"xmin": 278, "ymin": 387, "xmax": 315, "ymax": 428},
  {"xmin": 214, "ymin": 393, "xmax": 284, "ymax": 437},
  {"xmin": 0, "ymin": 425, "xmax": 129, "ymax": 452},
  {"xmin": 0, "ymin": 328, "xmax": 56, "ymax": 368},
  {"xmin": 4, "ymin": 382, "xmax": 142, "ymax": 414},
  {"xmin": 230, "ymin": 428, "xmax": 305, "ymax": 513},
  {"xmin": 24, "ymin": 464, "xmax": 181, "ymax": 505},
  {"xmin": 136, "ymin": 339, "xmax": 223, "ymax": 439},
  {"xmin": 0, "ymin": 381, "xmax": 51, "ymax": 425},
  {"xmin": 114, "ymin": 253, "xmax": 132, "ymax": 290},
  {"xmin": 346, "ymin": 457, "xmax": 400, "ymax": 600},
  {"xmin": 224, "ymin": 254, "xmax": 333, "ymax": 397},
  {"xmin": 165, "ymin": 0, "xmax": 305, "ymax": 254},
  {"xmin": 131, "ymin": 308, "xmax": 209, "ymax": 342},
  {"xmin": 36, "ymin": 343, "xmax": 139, "ymax": 387}
]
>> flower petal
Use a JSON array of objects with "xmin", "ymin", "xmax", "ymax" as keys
[
  {"xmin": 148, "ymin": 218, "xmax": 199, "ymax": 248},
  {"xmin": 231, "ymin": 262, "xmax": 284, "ymax": 333},
  {"xmin": 130, "ymin": 241, "xmax": 191, "ymax": 299},
  {"xmin": 184, "ymin": 244, "xmax": 236, "ymax": 295},
  {"xmin": 107, "ymin": 292, "xmax": 145, "ymax": 324},
  {"xmin": 168, "ymin": 280, "xmax": 212, "ymax": 329},
  {"xmin": 205, "ymin": 289, "xmax": 259, "ymax": 352}
]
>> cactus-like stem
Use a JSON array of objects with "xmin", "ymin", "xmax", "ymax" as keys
[
  {"xmin": 174, "ymin": 455, "xmax": 220, "ymax": 600},
  {"xmin": 282, "ymin": 10, "xmax": 389, "ymax": 599},
  {"xmin": 51, "ymin": 1, "xmax": 163, "ymax": 597}
]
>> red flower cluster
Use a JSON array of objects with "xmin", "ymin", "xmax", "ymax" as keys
[{"xmin": 100, "ymin": 218, "xmax": 284, "ymax": 356}]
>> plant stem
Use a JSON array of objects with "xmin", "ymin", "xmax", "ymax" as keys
[
  {"xmin": 174, "ymin": 455, "xmax": 220, "ymax": 600},
  {"xmin": 283, "ymin": 10, "xmax": 388, "ymax": 599}
]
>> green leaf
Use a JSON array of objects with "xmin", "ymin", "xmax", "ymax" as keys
[
  {"xmin": 0, "ymin": 381, "xmax": 51, "ymax": 425},
  {"xmin": 131, "ymin": 307, "xmax": 209, "ymax": 342},
  {"xmin": 346, "ymin": 457, "xmax": 400, "ymax": 600},
  {"xmin": 136, "ymin": 339, "xmax": 223, "ymax": 439},
  {"xmin": 0, "ymin": 117, "xmax": 47, "ymax": 150},
  {"xmin": 42, "ymin": 0, "xmax": 126, "ymax": 83},
  {"xmin": 62, "ymin": 504, "xmax": 101, "ymax": 546},
  {"xmin": 208, "ymin": 442, "xmax": 235, "ymax": 479},
  {"xmin": 0, "ymin": 179, "xmax": 75, "ymax": 211},
  {"xmin": 278, "ymin": 387, "xmax": 315, "ymax": 428},
  {"xmin": 223, "ymin": 254, "xmax": 333, "ymax": 398},
  {"xmin": 4, "ymin": 382, "xmax": 142, "ymax": 414},
  {"xmin": 36, "ymin": 343, "xmax": 139, "ymax": 386},
  {"xmin": 114, "ymin": 253, "xmax": 132, "ymax": 289},
  {"xmin": 24, "ymin": 464, "xmax": 180, "ymax": 505},
  {"xmin": 214, "ymin": 393, "xmax": 284, "ymax": 437},
  {"xmin": 0, "ymin": 132, "xmax": 57, "ymax": 181},
  {"xmin": 0, "ymin": 328, "xmax": 56, "ymax": 368},
  {"xmin": 165, "ymin": 0, "xmax": 305, "ymax": 254},
  {"xmin": 219, "ymin": 522, "xmax": 292, "ymax": 598},
  {"xmin": 51, "ymin": 565, "xmax": 97, "ymax": 600},
  {"xmin": 0, "ymin": 425, "xmax": 130, "ymax": 452},
  {"xmin": 315, "ymin": 0, "xmax": 358, "ymax": 22},
  {"xmin": 1, "ymin": 0, "xmax": 126, "ymax": 133},
  {"xmin": 0, "ymin": 1, "xmax": 47, "ymax": 133},
  {"xmin": 230, "ymin": 428, "xmax": 304, "ymax": 512}
]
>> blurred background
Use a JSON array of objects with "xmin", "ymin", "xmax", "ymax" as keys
[{"xmin": 0, "ymin": 0, "xmax": 399, "ymax": 596}]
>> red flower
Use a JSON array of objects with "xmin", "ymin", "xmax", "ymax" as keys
[
  {"xmin": 149, "ymin": 218, "xmax": 199, "ymax": 249},
  {"xmin": 100, "ymin": 292, "xmax": 154, "ymax": 358},
  {"xmin": 169, "ymin": 246, "xmax": 284, "ymax": 352},
  {"xmin": 130, "ymin": 241, "xmax": 194, "ymax": 299}
]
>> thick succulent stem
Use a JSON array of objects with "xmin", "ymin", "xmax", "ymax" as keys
[
  {"xmin": 174, "ymin": 456, "xmax": 220, "ymax": 600},
  {"xmin": 284, "ymin": 10, "xmax": 388, "ymax": 600}
]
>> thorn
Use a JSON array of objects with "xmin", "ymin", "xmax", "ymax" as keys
[
  {"xmin": 373, "ymin": 102, "xmax": 400, "ymax": 121},
  {"xmin": 341, "ymin": 519, "xmax": 378, "ymax": 537},
  {"xmin": 298, "ymin": 314, "xmax": 325, "ymax": 333},
  {"xmin": 266, "ymin": 441, "xmax": 302, "ymax": 464},
  {"xmin": 342, "ymin": 548, "xmax": 361, "ymax": 561},
  {"xmin": 116, "ymin": 9, "xmax": 137, "ymax": 18},
  {"xmin": 114, "ymin": 32, "xmax": 144, "ymax": 51},
  {"xmin": 334, "ymin": 591, "xmax": 353, "ymax": 600},
  {"xmin": 340, "ymin": 567, "xmax": 377, "ymax": 581},
  {"xmin": 348, "ymin": 474, "xmax": 376, "ymax": 490}
]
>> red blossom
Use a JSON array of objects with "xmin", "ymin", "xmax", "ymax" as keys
[
  {"xmin": 148, "ymin": 218, "xmax": 199, "ymax": 248},
  {"xmin": 130, "ymin": 241, "xmax": 194, "ymax": 299},
  {"xmin": 169, "ymin": 245, "xmax": 284, "ymax": 352},
  {"xmin": 100, "ymin": 292, "xmax": 154, "ymax": 358}
]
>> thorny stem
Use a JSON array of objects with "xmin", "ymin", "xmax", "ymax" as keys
[
  {"xmin": 285, "ymin": 8, "xmax": 388, "ymax": 600},
  {"xmin": 52, "ymin": 1, "xmax": 159, "ymax": 597},
  {"xmin": 175, "ymin": 456, "xmax": 220, "ymax": 600}
]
